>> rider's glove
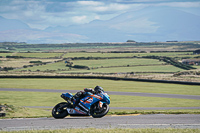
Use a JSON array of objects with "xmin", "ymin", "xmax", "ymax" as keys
[
  {"xmin": 84, "ymin": 88, "xmax": 95, "ymax": 93},
  {"xmin": 74, "ymin": 91, "xmax": 83, "ymax": 99}
]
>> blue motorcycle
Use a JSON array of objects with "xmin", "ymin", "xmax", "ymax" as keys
[{"xmin": 52, "ymin": 90, "xmax": 110, "ymax": 118}]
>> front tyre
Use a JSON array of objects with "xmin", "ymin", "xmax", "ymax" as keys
[
  {"xmin": 52, "ymin": 102, "xmax": 68, "ymax": 119},
  {"xmin": 90, "ymin": 103, "xmax": 109, "ymax": 118}
]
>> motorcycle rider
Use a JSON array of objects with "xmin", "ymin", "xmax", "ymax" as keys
[{"xmin": 72, "ymin": 86, "xmax": 104, "ymax": 110}]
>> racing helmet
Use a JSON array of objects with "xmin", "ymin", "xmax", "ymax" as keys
[{"xmin": 94, "ymin": 86, "xmax": 104, "ymax": 93}]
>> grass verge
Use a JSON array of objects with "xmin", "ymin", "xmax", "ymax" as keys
[
  {"xmin": 108, "ymin": 109, "xmax": 200, "ymax": 115},
  {"xmin": 0, "ymin": 128, "xmax": 200, "ymax": 133},
  {"xmin": 0, "ymin": 104, "xmax": 51, "ymax": 119},
  {"xmin": 1, "ymin": 104, "xmax": 200, "ymax": 119}
]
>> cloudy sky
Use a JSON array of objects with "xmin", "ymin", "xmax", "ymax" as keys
[
  {"xmin": 0, "ymin": 0, "xmax": 200, "ymax": 43},
  {"xmin": 1, "ymin": 0, "xmax": 200, "ymax": 30}
]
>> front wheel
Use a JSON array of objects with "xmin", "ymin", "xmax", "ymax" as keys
[
  {"xmin": 52, "ymin": 102, "xmax": 68, "ymax": 119},
  {"xmin": 90, "ymin": 103, "xmax": 109, "ymax": 118}
]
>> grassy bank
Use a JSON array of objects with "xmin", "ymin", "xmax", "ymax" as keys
[
  {"xmin": 1, "ymin": 102, "xmax": 200, "ymax": 119},
  {"xmin": 0, "ymin": 78, "xmax": 200, "ymax": 95},
  {"xmin": 0, "ymin": 104, "xmax": 51, "ymax": 118}
]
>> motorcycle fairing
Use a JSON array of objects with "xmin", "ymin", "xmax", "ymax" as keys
[
  {"xmin": 62, "ymin": 92, "xmax": 73, "ymax": 99},
  {"xmin": 61, "ymin": 91, "xmax": 110, "ymax": 116},
  {"xmin": 80, "ymin": 93, "xmax": 103, "ymax": 110},
  {"xmin": 102, "ymin": 92, "xmax": 110, "ymax": 104}
]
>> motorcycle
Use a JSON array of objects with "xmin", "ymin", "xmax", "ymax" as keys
[{"xmin": 52, "ymin": 90, "xmax": 110, "ymax": 118}]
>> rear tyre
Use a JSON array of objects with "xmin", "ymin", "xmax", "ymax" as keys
[
  {"xmin": 52, "ymin": 102, "xmax": 68, "ymax": 119},
  {"xmin": 90, "ymin": 103, "xmax": 109, "ymax": 118}
]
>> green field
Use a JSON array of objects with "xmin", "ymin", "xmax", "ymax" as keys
[
  {"xmin": 1, "ymin": 41, "xmax": 200, "ymax": 52},
  {"xmin": 63, "ymin": 52, "xmax": 194, "ymax": 58},
  {"xmin": 1, "ymin": 91, "xmax": 199, "ymax": 108},
  {"xmin": 12, "ymin": 61, "xmax": 66, "ymax": 71},
  {"xmin": 1, "ymin": 51, "xmax": 198, "ymax": 60},
  {"xmin": 0, "ymin": 78, "xmax": 199, "ymax": 95},
  {"xmin": 72, "ymin": 58, "xmax": 164, "ymax": 67},
  {"xmin": 14, "ymin": 52, "xmax": 64, "ymax": 58},
  {"xmin": 0, "ymin": 78, "xmax": 200, "ymax": 118},
  {"xmin": 0, "ymin": 58, "xmax": 59, "ymax": 68},
  {"xmin": 0, "ymin": 53, "xmax": 13, "ymax": 57},
  {"xmin": 11, "ymin": 59, "xmax": 182, "ymax": 73},
  {"xmin": 1, "ymin": 50, "xmax": 199, "ymax": 79},
  {"xmin": 1, "ymin": 51, "xmax": 195, "ymax": 58},
  {"xmin": 61, "ymin": 65, "xmax": 182, "ymax": 73}
]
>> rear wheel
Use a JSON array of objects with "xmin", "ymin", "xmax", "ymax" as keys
[
  {"xmin": 52, "ymin": 102, "xmax": 68, "ymax": 119},
  {"xmin": 90, "ymin": 103, "xmax": 109, "ymax": 118}
]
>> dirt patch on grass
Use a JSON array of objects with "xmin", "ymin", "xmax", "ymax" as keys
[{"xmin": 0, "ymin": 104, "xmax": 15, "ymax": 117}]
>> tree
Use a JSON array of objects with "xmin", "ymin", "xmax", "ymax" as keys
[{"xmin": 127, "ymin": 40, "xmax": 136, "ymax": 42}]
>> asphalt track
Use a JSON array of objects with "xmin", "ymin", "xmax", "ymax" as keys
[
  {"xmin": 1, "ymin": 88, "xmax": 200, "ymax": 100},
  {"xmin": 1, "ymin": 88, "xmax": 200, "ymax": 131},
  {"xmin": 1, "ymin": 88, "xmax": 200, "ymax": 110},
  {"xmin": 0, "ymin": 114, "xmax": 200, "ymax": 131}
]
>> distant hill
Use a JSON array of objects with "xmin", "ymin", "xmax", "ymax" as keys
[
  {"xmin": 0, "ymin": 6, "xmax": 200, "ymax": 43},
  {"xmin": 60, "ymin": 7, "xmax": 200, "ymax": 42},
  {"xmin": 0, "ymin": 16, "xmax": 87, "ymax": 43},
  {"xmin": 0, "ymin": 16, "xmax": 30, "ymax": 31}
]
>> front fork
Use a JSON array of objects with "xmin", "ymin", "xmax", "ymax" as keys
[
  {"xmin": 98, "ymin": 101, "xmax": 103, "ymax": 108},
  {"xmin": 96, "ymin": 101, "xmax": 104, "ymax": 113}
]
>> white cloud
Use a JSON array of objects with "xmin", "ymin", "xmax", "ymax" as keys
[
  {"xmin": 72, "ymin": 15, "xmax": 87, "ymax": 23},
  {"xmin": 77, "ymin": 1, "xmax": 104, "ymax": 6},
  {"xmin": 156, "ymin": 2, "xmax": 200, "ymax": 7},
  {"xmin": 94, "ymin": 15, "xmax": 100, "ymax": 20},
  {"xmin": 92, "ymin": 3, "xmax": 130, "ymax": 12},
  {"xmin": 0, "ymin": 0, "xmax": 200, "ymax": 30},
  {"xmin": 116, "ymin": 0, "xmax": 165, "ymax": 2}
]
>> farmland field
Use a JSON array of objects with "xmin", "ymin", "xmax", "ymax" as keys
[
  {"xmin": 12, "ymin": 58, "xmax": 177, "ymax": 73},
  {"xmin": 0, "ymin": 53, "xmax": 13, "ymax": 57},
  {"xmin": 12, "ymin": 61, "xmax": 66, "ymax": 71},
  {"xmin": 0, "ymin": 42, "xmax": 200, "ymax": 118},
  {"xmin": 14, "ymin": 52, "xmax": 64, "ymax": 58},
  {"xmin": 60, "ymin": 65, "xmax": 182, "ymax": 73},
  {"xmin": 63, "ymin": 52, "xmax": 194, "ymax": 58},
  {"xmin": 0, "ymin": 59, "xmax": 59, "ymax": 68},
  {"xmin": 72, "ymin": 58, "xmax": 164, "ymax": 67},
  {"xmin": 0, "ymin": 53, "xmax": 183, "ymax": 73},
  {"xmin": 1, "ymin": 50, "xmax": 200, "ymax": 82}
]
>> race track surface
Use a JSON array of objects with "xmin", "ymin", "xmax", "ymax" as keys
[
  {"xmin": 1, "ymin": 88, "xmax": 200, "ymax": 100},
  {"xmin": 1, "ymin": 88, "xmax": 200, "ymax": 110},
  {"xmin": 1, "ymin": 114, "xmax": 200, "ymax": 131},
  {"xmin": 1, "ymin": 88, "xmax": 200, "ymax": 131}
]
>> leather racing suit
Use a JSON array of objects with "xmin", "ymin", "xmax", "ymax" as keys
[{"xmin": 72, "ymin": 88, "xmax": 95, "ymax": 108}]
